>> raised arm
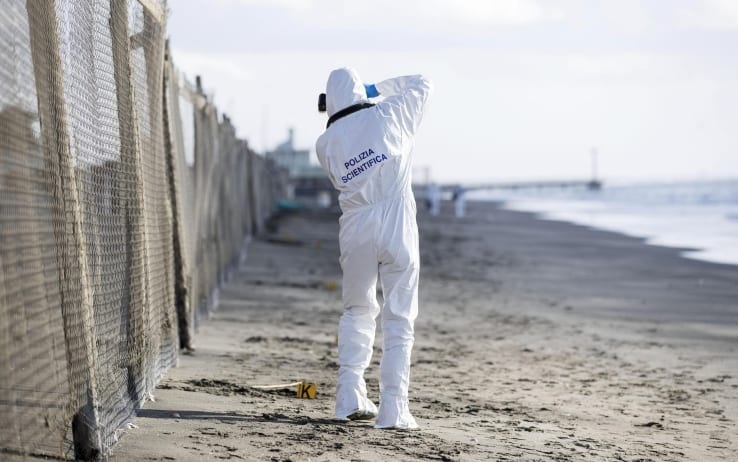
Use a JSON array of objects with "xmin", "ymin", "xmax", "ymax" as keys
[{"xmin": 372, "ymin": 75, "xmax": 433, "ymax": 138}]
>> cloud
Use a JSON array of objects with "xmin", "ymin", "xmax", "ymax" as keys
[
  {"xmin": 213, "ymin": 0, "xmax": 562, "ymax": 26},
  {"xmin": 174, "ymin": 50, "xmax": 253, "ymax": 82},
  {"xmin": 565, "ymin": 53, "xmax": 655, "ymax": 78},
  {"xmin": 677, "ymin": 0, "xmax": 738, "ymax": 30},
  {"xmin": 595, "ymin": 0, "xmax": 651, "ymax": 34},
  {"xmin": 434, "ymin": 0, "xmax": 564, "ymax": 26},
  {"xmin": 214, "ymin": 0, "xmax": 313, "ymax": 11}
]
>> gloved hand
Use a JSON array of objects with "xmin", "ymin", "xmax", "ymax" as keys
[{"xmin": 364, "ymin": 83, "xmax": 379, "ymax": 98}]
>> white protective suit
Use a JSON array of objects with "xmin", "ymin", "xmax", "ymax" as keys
[{"xmin": 315, "ymin": 68, "xmax": 433, "ymax": 429}]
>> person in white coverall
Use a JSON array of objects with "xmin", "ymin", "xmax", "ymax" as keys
[
  {"xmin": 315, "ymin": 68, "xmax": 432, "ymax": 429},
  {"xmin": 427, "ymin": 182, "xmax": 441, "ymax": 216},
  {"xmin": 453, "ymin": 184, "xmax": 466, "ymax": 218}
]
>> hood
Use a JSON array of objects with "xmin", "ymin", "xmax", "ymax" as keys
[{"xmin": 325, "ymin": 67, "xmax": 367, "ymax": 117}]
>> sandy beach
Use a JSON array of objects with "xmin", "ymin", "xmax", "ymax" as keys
[{"xmin": 111, "ymin": 200, "xmax": 738, "ymax": 461}]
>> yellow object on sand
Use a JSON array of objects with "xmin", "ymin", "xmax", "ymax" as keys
[
  {"xmin": 297, "ymin": 382, "xmax": 317, "ymax": 399},
  {"xmin": 251, "ymin": 381, "xmax": 317, "ymax": 399}
]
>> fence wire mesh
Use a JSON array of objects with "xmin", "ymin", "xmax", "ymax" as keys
[{"xmin": 0, "ymin": 1, "xmax": 287, "ymax": 459}]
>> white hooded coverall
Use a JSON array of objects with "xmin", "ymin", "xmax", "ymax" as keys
[{"xmin": 316, "ymin": 68, "xmax": 433, "ymax": 429}]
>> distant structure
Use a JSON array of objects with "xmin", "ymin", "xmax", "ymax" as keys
[
  {"xmin": 266, "ymin": 128, "xmax": 335, "ymax": 206},
  {"xmin": 266, "ymin": 128, "xmax": 322, "ymax": 178}
]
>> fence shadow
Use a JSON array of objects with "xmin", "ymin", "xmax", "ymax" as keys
[{"xmin": 136, "ymin": 409, "xmax": 350, "ymax": 427}]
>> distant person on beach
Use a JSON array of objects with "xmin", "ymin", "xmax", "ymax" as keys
[
  {"xmin": 453, "ymin": 184, "xmax": 466, "ymax": 218},
  {"xmin": 316, "ymin": 68, "xmax": 433, "ymax": 429},
  {"xmin": 427, "ymin": 182, "xmax": 441, "ymax": 216}
]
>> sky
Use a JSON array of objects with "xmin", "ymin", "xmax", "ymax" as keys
[{"xmin": 166, "ymin": 0, "xmax": 738, "ymax": 184}]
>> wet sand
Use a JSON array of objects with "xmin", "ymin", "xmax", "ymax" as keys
[{"xmin": 111, "ymin": 200, "xmax": 738, "ymax": 461}]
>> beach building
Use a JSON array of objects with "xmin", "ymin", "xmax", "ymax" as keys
[
  {"xmin": 266, "ymin": 128, "xmax": 336, "ymax": 206},
  {"xmin": 266, "ymin": 127, "xmax": 322, "ymax": 178}
]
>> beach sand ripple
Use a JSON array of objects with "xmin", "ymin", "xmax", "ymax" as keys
[{"xmin": 112, "ymin": 203, "xmax": 738, "ymax": 461}]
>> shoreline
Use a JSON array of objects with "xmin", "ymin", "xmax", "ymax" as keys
[
  {"xmin": 111, "ymin": 200, "xmax": 737, "ymax": 461},
  {"xmin": 457, "ymin": 201, "xmax": 738, "ymax": 326},
  {"xmin": 471, "ymin": 180, "xmax": 738, "ymax": 268}
]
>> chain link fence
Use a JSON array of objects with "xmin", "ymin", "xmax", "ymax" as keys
[{"xmin": 0, "ymin": 1, "xmax": 287, "ymax": 459}]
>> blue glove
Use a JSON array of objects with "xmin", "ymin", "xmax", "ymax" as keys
[{"xmin": 364, "ymin": 83, "xmax": 379, "ymax": 98}]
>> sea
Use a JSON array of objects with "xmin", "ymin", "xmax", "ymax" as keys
[{"xmin": 468, "ymin": 179, "xmax": 738, "ymax": 266}]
